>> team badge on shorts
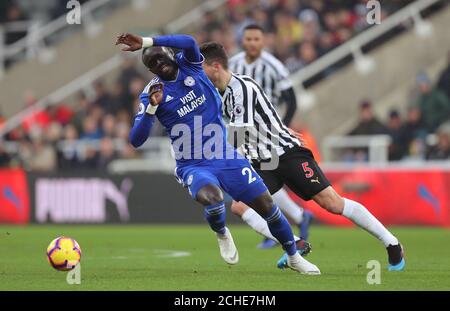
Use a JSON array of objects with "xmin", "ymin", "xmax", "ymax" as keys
[
  {"xmin": 184, "ymin": 76, "xmax": 195, "ymax": 87},
  {"xmin": 187, "ymin": 174, "xmax": 194, "ymax": 186}
]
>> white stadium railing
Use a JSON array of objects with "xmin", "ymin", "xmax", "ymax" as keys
[
  {"xmin": 0, "ymin": 0, "xmax": 127, "ymax": 78},
  {"xmin": 322, "ymin": 135, "xmax": 392, "ymax": 163}
]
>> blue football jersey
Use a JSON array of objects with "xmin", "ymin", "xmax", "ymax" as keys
[{"xmin": 138, "ymin": 52, "xmax": 233, "ymax": 166}]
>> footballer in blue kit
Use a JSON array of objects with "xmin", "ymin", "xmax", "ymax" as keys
[{"xmin": 116, "ymin": 32, "xmax": 320, "ymax": 274}]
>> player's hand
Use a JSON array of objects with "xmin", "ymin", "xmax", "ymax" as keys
[
  {"xmin": 149, "ymin": 83, "xmax": 164, "ymax": 106},
  {"xmin": 115, "ymin": 33, "xmax": 143, "ymax": 52}
]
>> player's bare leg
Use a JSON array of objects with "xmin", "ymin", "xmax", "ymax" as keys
[
  {"xmin": 196, "ymin": 184, "xmax": 238, "ymax": 265},
  {"xmin": 313, "ymin": 186, "xmax": 405, "ymax": 271},
  {"xmin": 273, "ymin": 188, "xmax": 314, "ymax": 241},
  {"xmin": 245, "ymin": 191, "xmax": 320, "ymax": 275}
]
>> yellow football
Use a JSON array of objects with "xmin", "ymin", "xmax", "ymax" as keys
[{"xmin": 46, "ymin": 236, "xmax": 81, "ymax": 271}]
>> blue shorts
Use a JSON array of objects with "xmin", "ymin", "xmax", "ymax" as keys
[{"xmin": 175, "ymin": 157, "xmax": 268, "ymax": 205}]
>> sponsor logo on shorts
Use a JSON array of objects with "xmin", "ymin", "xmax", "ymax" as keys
[{"xmin": 311, "ymin": 177, "xmax": 320, "ymax": 184}]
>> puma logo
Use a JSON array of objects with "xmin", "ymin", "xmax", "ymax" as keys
[{"xmin": 311, "ymin": 177, "xmax": 320, "ymax": 184}]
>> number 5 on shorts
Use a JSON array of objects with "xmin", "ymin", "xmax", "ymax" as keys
[{"xmin": 301, "ymin": 162, "xmax": 314, "ymax": 178}]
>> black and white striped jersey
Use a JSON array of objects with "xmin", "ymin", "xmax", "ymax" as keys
[
  {"xmin": 228, "ymin": 50, "xmax": 292, "ymax": 107},
  {"xmin": 222, "ymin": 74, "xmax": 301, "ymax": 161}
]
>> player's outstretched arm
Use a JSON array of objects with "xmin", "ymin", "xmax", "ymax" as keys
[
  {"xmin": 129, "ymin": 83, "xmax": 163, "ymax": 148},
  {"xmin": 280, "ymin": 87, "xmax": 298, "ymax": 126},
  {"xmin": 116, "ymin": 33, "xmax": 201, "ymax": 63}
]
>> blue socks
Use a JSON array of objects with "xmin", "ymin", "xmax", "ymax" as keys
[
  {"xmin": 204, "ymin": 202, "xmax": 226, "ymax": 235},
  {"xmin": 264, "ymin": 205, "xmax": 297, "ymax": 256}
]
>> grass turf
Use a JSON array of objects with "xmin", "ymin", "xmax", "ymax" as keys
[{"xmin": 0, "ymin": 225, "xmax": 449, "ymax": 290}]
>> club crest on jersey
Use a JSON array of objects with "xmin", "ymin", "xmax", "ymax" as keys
[
  {"xmin": 187, "ymin": 175, "xmax": 194, "ymax": 186},
  {"xmin": 184, "ymin": 76, "xmax": 195, "ymax": 87},
  {"xmin": 138, "ymin": 102, "xmax": 145, "ymax": 115},
  {"xmin": 165, "ymin": 95, "xmax": 173, "ymax": 102},
  {"xmin": 233, "ymin": 104, "xmax": 245, "ymax": 116}
]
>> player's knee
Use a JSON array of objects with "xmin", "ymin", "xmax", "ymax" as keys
[
  {"xmin": 231, "ymin": 201, "xmax": 248, "ymax": 216},
  {"xmin": 248, "ymin": 191, "xmax": 274, "ymax": 216},
  {"xmin": 196, "ymin": 184, "xmax": 224, "ymax": 206}
]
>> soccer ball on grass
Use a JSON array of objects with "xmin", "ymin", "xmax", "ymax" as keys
[{"xmin": 46, "ymin": 236, "xmax": 81, "ymax": 271}]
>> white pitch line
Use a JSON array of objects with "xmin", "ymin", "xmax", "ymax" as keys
[{"xmin": 153, "ymin": 249, "xmax": 192, "ymax": 258}]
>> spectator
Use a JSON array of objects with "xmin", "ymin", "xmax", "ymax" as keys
[
  {"xmin": 426, "ymin": 122, "xmax": 450, "ymax": 160},
  {"xmin": 386, "ymin": 109, "xmax": 404, "ymax": 161},
  {"xmin": 80, "ymin": 116, "xmax": 102, "ymax": 140},
  {"xmin": 97, "ymin": 137, "xmax": 117, "ymax": 169},
  {"xmin": 28, "ymin": 137, "xmax": 57, "ymax": 172},
  {"xmin": 0, "ymin": 111, "xmax": 5, "ymax": 130},
  {"xmin": 414, "ymin": 72, "xmax": 450, "ymax": 131},
  {"xmin": 48, "ymin": 103, "xmax": 74, "ymax": 126},
  {"xmin": 398, "ymin": 106, "xmax": 428, "ymax": 158},
  {"xmin": 437, "ymin": 51, "xmax": 450, "ymax": 100},
  {"xmin": 81, "ymin": 146, "xmax": 98, "ymax": 169},
  {"xmin": 58, "ymin": 124, "xmax": 80, "ymax": 170},
  {"xmin": 71, "ymin": 92, "xmax": 91, "ymax": 133},
  {"xmin": 21, "ymin": 91, "xmax": 51, "ymax": 133},
  {"xmin": 4, "ymin": 3, "xmax": 28, "ymax": 45},
  {"xmin": 93, "ymin": 81, "xmax": 112, "ymax": 112},
  {"xmin": 101, "ymin": 114, "xmax": 116, "ymax": 138},
  {"xmin": 348, "ymin": 100, "xmax": 388, "ymax": 136},
  {"xmin": 0, "ymin": 144, "xmax": 11, "ymax": 167}
]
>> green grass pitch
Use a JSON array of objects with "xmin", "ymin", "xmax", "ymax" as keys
[{"xmin": 0, "ymin": 225, "xmax": 449, "ymax": 290}]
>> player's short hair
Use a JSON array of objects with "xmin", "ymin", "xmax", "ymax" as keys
[
  {"xmin": 200, "ymin": 42, "xmax": 228, "ymax": 70},
  {"xmin": 243, "ymin": 23, "xmax": 265, "ymax": 34}
]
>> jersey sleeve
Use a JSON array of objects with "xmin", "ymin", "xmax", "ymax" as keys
[
  {"xmin": 229, "ymin": 83, "xmax": 254, "ymax": 128},
  {"xmin": 176, "ymin": 51, "xmax": 205, "ymax": 73},
  {"xmin": 276, "ymin": 62, "xmax": 293, "ymax": 91},
  {"xmin": 129, "ymin": 80, "xmax": 159, "ymax": 147}
]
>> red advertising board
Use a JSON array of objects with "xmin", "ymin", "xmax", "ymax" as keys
[
  {"xmin": 0, "ymin": 169, "xmax": 30, "ymax": 224},
  {"xmin": 292, "ymin": 168, "xmax": 450, "ymax": 227}
]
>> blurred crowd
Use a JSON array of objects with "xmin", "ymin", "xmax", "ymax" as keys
[
  {"xmin": 0, "ymin": 0, "xmax": 90, "ymax": 45},
  {"xmin": 0, "ymin": 0, "xmax": 448, "ymax": 172},
  {"xmin": 0, "ymin": 56, "xmax": 153, "ymax": 171},
  {"xmin": 190, "ymin": 0, "xmax": 411, "ymax": 73},
  {"xmin": 345, "ymin": 53, "xmax": 450, "ymax": 162}
]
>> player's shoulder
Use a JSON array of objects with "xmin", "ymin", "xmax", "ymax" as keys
[
  {"xmin": 230, "ymin": 73, "xmax": 248, "ymax": 89},
  {"xmin": 143, "ymin": 76, "xmax": 161, "ymax": 94},
  {"xmin": 234, "ymin": 73, "xmax": 258, "ymax": 87},
  {"xmin": 229, "ymin": 51, "xmax": 246, "ymax": 64},
  {"xmin": 261, "ymin": 50, "xmax": 283, "ymax": 66},
  {"xmin": 230, "ymin": 74, "xmax": 260, "ymax": 95}
]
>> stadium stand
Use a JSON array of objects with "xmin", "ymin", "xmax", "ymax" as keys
[{"xmin": 0, "ymin": 0, "xmax": 449, "ymax": 172}]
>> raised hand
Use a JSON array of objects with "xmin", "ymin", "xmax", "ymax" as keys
[{"xmin": 115, "ymin": 33, "xmax": 143, "ymax": 52}]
